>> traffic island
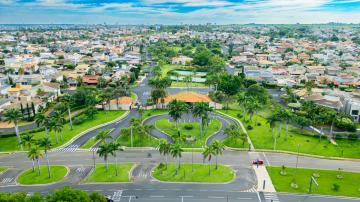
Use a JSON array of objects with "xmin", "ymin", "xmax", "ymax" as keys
[
  {"xmin": 267, "ymin": 166, "xmax": 360, "ymax": 198},
  {"xmin": 84, "ymin": 163, "xmax": 134, "ymax": 183},
  {"xmin": 152, "ymin": 163, "xmax": 235, "ymax": 183},
  {"xmin": 17, "ymin": 165, "xmax": 68, "ymax": 185}
]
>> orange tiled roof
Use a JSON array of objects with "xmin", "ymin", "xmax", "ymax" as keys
[
  {"xmin": 163, "ymin": 92, "xmax": 212, "ymax": 103},
  {"xmin": 110, "ymin": 96, "xmax": 132, "ymax": 104}
]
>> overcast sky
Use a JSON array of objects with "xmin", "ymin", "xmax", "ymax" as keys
[{"xmin": 0, "ymin": 0, "xmax": 360, "ymax": 24}]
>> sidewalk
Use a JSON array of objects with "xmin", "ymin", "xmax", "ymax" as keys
[{"xmin": 253, "ymin": 165, "xmax": 276, "ymax": 192}]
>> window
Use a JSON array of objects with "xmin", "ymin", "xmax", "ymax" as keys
[{"xmin": 351, "ymin": 110, "xmax": 359, "ymax": 116}]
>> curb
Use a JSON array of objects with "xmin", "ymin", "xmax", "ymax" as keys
[
  {"xmin": 15, "ymin": 165, "xmax": 70, "ymax": 186},
  {"xmin": 53, "ymin": 110, "xmax": 130, "ymax": 150},
  {"xmin": 81, "ymin": 163, "xmax": 136, "ymax": 184}
]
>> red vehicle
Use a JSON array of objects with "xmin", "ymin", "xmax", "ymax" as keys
[{"xmin": 252, "ymin": 160, "xmax": 264, "ymax": 165}]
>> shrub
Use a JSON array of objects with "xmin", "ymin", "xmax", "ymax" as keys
[
  {"xmin": 73, "ymin": 114, "xmax": 88, "ymax": 125},
  {"xmin": 257, "ymin": 123, "xmax": 261, "ymax": 126},
  {"xmin": 247, "ymin": 125, "xmax": 253, "ymax": 130},
  {"xmin": 184, "ymin": 123, "xmax": 194, "ymax": 130},
  {"xmin": 332, "ymin": 183, "xmax": 340, "ymax": 191},
  {"xmin": 335, "ymin": 117, "xmax": 356, "ymax": 132},
  {"xmin": 348, "ymin": 134, "xmax": 359, "ymax": 141},
  {"xmin": 237, "ymin": 113, "xmax": 243, "ymax": 118}
]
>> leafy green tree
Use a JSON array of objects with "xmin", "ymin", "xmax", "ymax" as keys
[
  {"xmin": 4, "ymin": 108, "xmax": 23, "ymax": 149},
  {"xmin": 168, "ymin": 99, "xmax": 188, "ymax": 129},
  {"xmin": 95, "ymin": 130, "xmax": 112, "ymax": 144},
  {"xmin": 192, "ymin": 102, "xmax": 213, "ymax": 139},
  {"xmin": 211, "ymin": 140, "xmax": 225, "ymax": 170},
  {"xmin": 37, "ymin": 137, "xmax": 52, "ymax": 178},
  {"xmin": 97, "ymin": 143, "xmax": 112, "ymax": 172},
  {"xmin": 20, "ymin": 134, "xmax": 35, "ymax": 150},
  {"xmin": 85, "ymin": 106, "xmax": 98, "ymax": 119},
  {"xmin": 35, "ymin": 111, "xmax": 50, "ymax": 137}
]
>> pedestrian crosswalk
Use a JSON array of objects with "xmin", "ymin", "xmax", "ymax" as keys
[
  {"xmin": 76, "ymin": 167, "xmax": 86, "ymax": 173},
  {"xmin": 264, "ymin": 192, "xmax": 280, "ymax": 202},
  {"xmin": 1, "ymin": 178, "xmax": 13, "ymax": 183},
  {"xmin": 111, "ymin": 190, "xmax": 123, "ymax": 202},
  {"xmin": 240, "ymin": 187, "xmax": 257, "ymax": 193},
  {"xmin": 89, "ymin": 147, "xmax": 99, "ymax": 152},
  {"xmin": 51, "ymin": 144, "xmax": 79, "ymax": 153}
]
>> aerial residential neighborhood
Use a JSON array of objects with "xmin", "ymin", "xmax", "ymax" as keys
[{"xmin": 0, "ymin": 1, "xmax": 360, "ymax": 202}]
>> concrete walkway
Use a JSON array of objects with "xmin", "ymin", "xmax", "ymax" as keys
[{"xmin": 253, "ymin": 165, "xmax": 276, "ymax": 192}]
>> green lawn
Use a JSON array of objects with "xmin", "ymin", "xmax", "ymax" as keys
[
  {"xmin": 0, "ymin": 111, "xmax": 126, "ymax": 152},
  {"xmin": 155, "ymin": 118, "xmax": 222, "ymax": 148},
  {"xmin": 171, "ymin": 81, "xmax": 206, "ymax": 88},
  {"xmin": 220, "ymin": 110, "xmax": 360, "ymax": 159},
  {"xmin": 143, "ymin": 109, "xmax": 168, "ymax": 118},
  {"xmin": 130, "ymin": 92, "xmax": 138, "ymax": 101},
  {"xmin": 116, "ymin": 129, "xmax": 161, "ymax": 147},
  {"xmin": 267, "ymin": 166, "xmax": 360, "ymax": 197},
  {"xmin": 85, "ymin": 163, "xmax": 134, "ymax": 183},
  {"xmin": 152, "ymin": 163, "xmax": 235, "ymax": 183},
  {"xmin": 17, "ymin": 165, "xmax": 68, "ymax": 185},
  {"xmin": 0, "ymin": 166, "xmax": 8, "ymax": 173}
]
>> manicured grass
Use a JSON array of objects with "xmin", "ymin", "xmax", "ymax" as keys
[
  {"xmin": 267, "ymin": 166, "xmax": 360, "ymax": 197},
  {"xmin": 0, "ymin": 166, "xmax": 8, "ymax": 173},
  {"xmin": 17, "ymin": 165, "xmax": 68, "ymax": 185},
  {"xmin": 223, "ymin": 136, "xmax": 249, "ymax": 149},
  {"xmin": 116, "ymin": 130, "xmax": 161, "ymax": 147},
  {"xmin": 220, "ymin": 110, "xmax": 360, "ymax": 158},
  {"xmin": 143, "ymin": 109, "xmax": 168, "ymax": 118},
  {"xmin": 152, "ymin": 163, "xmax": 235, "ymax": 183},
  {"xmin": 0, "ymin": 111, "xmax": 127, "ymax": 152},
  {"xmin": 130, "ymin": 92, "xmax": 138, "ymax": 101},
  {"xmin": 171, "ymin": 81, "xmax": 206, "ymax": 88},
  {"xmin": 85, "ymin": 163, "xmax": 134, "ymax": 183},
  {"xmin": 155, "ymin": 118, "xmax": 222, "ymax": 148}
]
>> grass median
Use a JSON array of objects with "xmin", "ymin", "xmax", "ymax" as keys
[
  {"xmin": 152, "ymin": 163, "xmax": 235, "ymax": 183},
  {"xmin": 17, "ymin": 165, "xmax": 68, "ymax": 185},
  {"xmin": 267, "ymin": 166, "xmax": 360, "ymax": 197},
  {"xmin": 85, "ymin": 163, "xmax": 134, "ymax": 183},
  {"xmin": 0, "ymin": 166, "xmax": 8, "ymax": 173}
]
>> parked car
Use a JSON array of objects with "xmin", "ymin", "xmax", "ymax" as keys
[{"xmin": 252, "ymin": 160, "xmax": 264, "ymax": 165}]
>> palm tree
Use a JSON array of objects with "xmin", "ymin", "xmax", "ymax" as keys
[
  {"xmin": 266, "ymin": 114, "xmax": 278, "ymax": 139},
  {"xmin": 203, "ymin": 145, "xmax": 215, "ymax": 175},
  {"xmin": 20, "ymin": 134, "xmax": 35, "ymax": 150},
  {"xmin": 35, "ymin": 112, "xmax": 50, "ymax": 137},
  {"xmin": 192, "ymin": 102, "xmax": 213, "ymax": 139},
  {"xmin": 184, "ymin": 75, "xmax": 192, "ymax": 90},
  {"xmin": 37, "ymin": 137, "xmax": 52, "ymax": 178},
  {"xmin": 60, "ymin": 94, "xmax": 73, "ymax": 129},
  {"xmin": 168, "ymin": 99, "xmax": 187, "ymax": 129},
  {"xmin": 28, "ymin": 147, "xmax": 43, "ymax": 176},
  {"xmin": 138, "ymin": 108, "xmax": 144, "ymax": 121},
  {"xmin": 48, "ymin": 118, "xmax": 59, "ymax": 144},
  {"xmin": 282, "ymin": 109, "xmax": 293, "ymax": 139},
  {"xmin": 158, "ymin": 139, "xmax": 171, "ymax": 170},
  {"xmin": 109, "ymin": 142, "xmax": 124, "ymax": 176},
  {"xmin": 97, "ymin": 143, "xmax": 112, "ymax": 172},
  {"xmin": 54, "ymin": 121, "xmax": 64, "ymax": 142},
  {"xmin": 170, "ymin": 143, "xmax": 183, "ymax": 174},
  {"xmin": 95, "ymin": 130, "xmax": 112, "ymax": 144},
  {"xmin": 237, "ymin": 92, "xmax": 247, "ymax": 121},
  {"xmin": 129, "ymin": 118, "xmax": 141, "ymax": 147},
  {"xmin": 211, "ymin": 140, "xmax": 225, "ymax": 170},
  {"xmin": 4, "ymin": 108, "xmax": 23, "ymax": 149}
]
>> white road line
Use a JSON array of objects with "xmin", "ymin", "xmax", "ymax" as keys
[
  {"xmin": 263, "ymin": 152, "xmax": 270, "ymax": 166},
  {"xmin": 237, "ymin": 198, "xmax": 253, "ymax": 200},
  {"xmin": 150, "ymin": 195, "xmax": 164, "ymax": 198},
  {"xmin": 208, "ymin": 196, "xmax": 225, "ymax": 199}
]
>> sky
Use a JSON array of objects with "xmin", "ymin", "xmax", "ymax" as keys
[{"xmin": 0, "ymin": 0, "xmax": 360, "ymax": 24}]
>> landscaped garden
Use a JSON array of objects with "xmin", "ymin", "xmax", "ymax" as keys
[
  {"xmin": 220, "ymin": 109, "xmax": 360, "ymax": 158},
  {"xmin": 152, "ymin": 163, "xmax": 235, "ymax": 183},
  {"xmin": 155, "ymin": 118, "xmax": 221, "ymax": 147},
  {"xmin": 85, "ymin": 163, "xmax": 134, "ymax": 183},
  {"xmin": 17, "ymin": 165, "xmax": 68, "ymax": 185},
  {"xmin": 0, "ymin": 111, "xmax": 126, "ymax": 152},
  {"xmin": 267, "ymin": 166, "xmax": 360, "ymax": 197}
]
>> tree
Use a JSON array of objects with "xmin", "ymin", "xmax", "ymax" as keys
[
  {"xmin": 20, "ymin": 134, "xmax": 35, "ymax": 150},
  {"xmin": 109, "ymin": 142, "xmax": 124, "ymax": 176},
  {"xmin": 48, "ymin": 118, "xmax": 59, "ymax": 144},
  {"xmin": 211, "ymin": 140, "xmax": 225, "ymax": 170},
  {"xmin": 53, "ymin": 111, "xmax": 65, "ymax": 141},
  {"xmin": 38, "ymin": 137, "xmax": 52, "ymax": 178},
  {"xmin": 158, "ymin": 139, "xmax": 171, "ymax": 170},
  {"xmin": 85, "ymin": 106, "xmax": 98, "ymax": 119},
  {"xmin": 4, "ymin": 108, "xmax": 23, "ymax": 149},
  {"xmin": 150, "ymin": 88, "xmax": 167, "ymax": 109},
  {"xmin": 170, "ymin": 143, "xmax": 183, "ymax": 174},
  {"xmin": 35, "ymin": 111, "xmax": 50, "ymax": 137},
  {"xmin": 60, "ymin": 94, "xmax": 73, "ymax": 129},
  {"xmin": 192, "ymin": 102, "xmax": 213, "ymax": 139},
  {"xmin": 305, "ymin": 81, "xmax": 315, "ymax": 96},
  {"xmin": 168, "ymin": 99, "xmax": 187, "ymax": 129},
  {"xmin": 97, "ymin": 143, "xmax": 112, "ymax": 172},
  {"xmin": 184, "ymin": 75, "xmax": 192, "ymax": 90},
  {"xmin": 95, "ymin": 130, "xmax": 112, "ymax": 144},
  {"xmin": 27, "ymin": 146, "xmax": 43, "ymax": 176},
  {"xmin": 266, "ymin": 114, "xmax": 279, "ymax": 139},
  {"xmin": 203, "ymin": 145, "xmax": 215, "ymax": 175}
]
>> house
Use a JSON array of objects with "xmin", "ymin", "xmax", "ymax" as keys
[
  {"xmin": 107, "ymin": 96, "xmax": 133, "ymax": 110},
  {"xmin": 75, "ymin": 64, "xmax": 90, "ymax": 74},
  {"xmin": 162, "ymin": 91, "xmax": 219, "ymax": 109},
  {"xmin": 172, "ymin": 56, "xmax": 193, "ymax": 65},
  {"xmin": 82, "ymin": 75, "xmax": 99, "ymax": 85}
]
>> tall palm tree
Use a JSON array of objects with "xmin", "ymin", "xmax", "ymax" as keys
[
  {"xmin": 168, "ymin": 99, "xmax": 187, "ymax": 129},
  {"xmin": 237, "ymin": 92, "xmax": 247, "ymax": 121},
  {"xmin": 129, "ymin": 118, "xmax": 141, "ymax": 147},
  {"xmin": 211, "ymin": 140, "xmax": 225, "ymax": 170},
  {"xmin": 203, "ymin": 145, "xmax": 215, "ymax": 175},
  {"xmin": 170, "ymin": 143, "xmax": 183, "ymax": 174},
  {"xmin": 35, "ymin": 112, "xmax": 50, "ymax": 137},
  {"xmin": 48, "ymin": 118, "xmax": 59, "ymax": 144},
  {"xmin": 54, "ymin": 121, "xmax": 64, "ymax": 142},
  {"xmin": 95, "ymin": 130, "xmax": 112, "ymax": 144},
  {"xmin": 37, "ymin": 137, "xmax": 52, "ymax": 178},
  {"xmin": 184, "ymin": 75, "xmax": 192, "ymax": 91},
  {"xmin": 109, "ymin": 142, "xmax": 124, "ymax": 176},
  {"xmin": 266, "ymin": 114, "xmax": 278, "ymax": 139},
  {"xmin": 28, "ymin": 146, "xmax": 43, "ymax": 176},
  {"xmin": 97, "ymin": 143, "xmax": 112, "ymax": 172},
  {"xmin": 158, "ymin": 139, "xmax": 171, "ymax": 170},
  {"xmin": 192, "ymin": 102, "xmax": 213, "ymax": 139},
  {"xmin": 4, "ymin": 108, "xmax": 23, "ymax": 149},
  {"xmin": 20, "ymin": 134, "xmax": 35, "ymax": 150},
  {"xmin": 60, "ymin": 94, "xmax": 73, "ymax": 129}
]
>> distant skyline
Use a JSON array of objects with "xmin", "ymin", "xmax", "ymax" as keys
[{"xmin": 0, "ymin": 0, "xmax": 360, "ymax": 25}]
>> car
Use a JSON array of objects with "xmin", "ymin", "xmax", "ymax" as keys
[{"xmin": 252, "ymin": 160, "xmax": 264, "ymax": 165}]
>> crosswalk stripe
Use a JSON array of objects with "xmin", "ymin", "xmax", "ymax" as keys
[
  {"xmin": 112, "ymin": 190, "xmax": 123, "ymax": 202},
  {"xmin": 89, "ymin": 147, "xmax": 99, "ymax": 152},
  {"xmin": 51, "ymin": 144, "xmax": 79, "ymax": 153},
  {"xmin": 1, "ymin": 178, "xmax": 13, "ymax": 183},
  {"xmin": 264, "ymin": 192, "xmax": 280, "ymax": 202}
]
